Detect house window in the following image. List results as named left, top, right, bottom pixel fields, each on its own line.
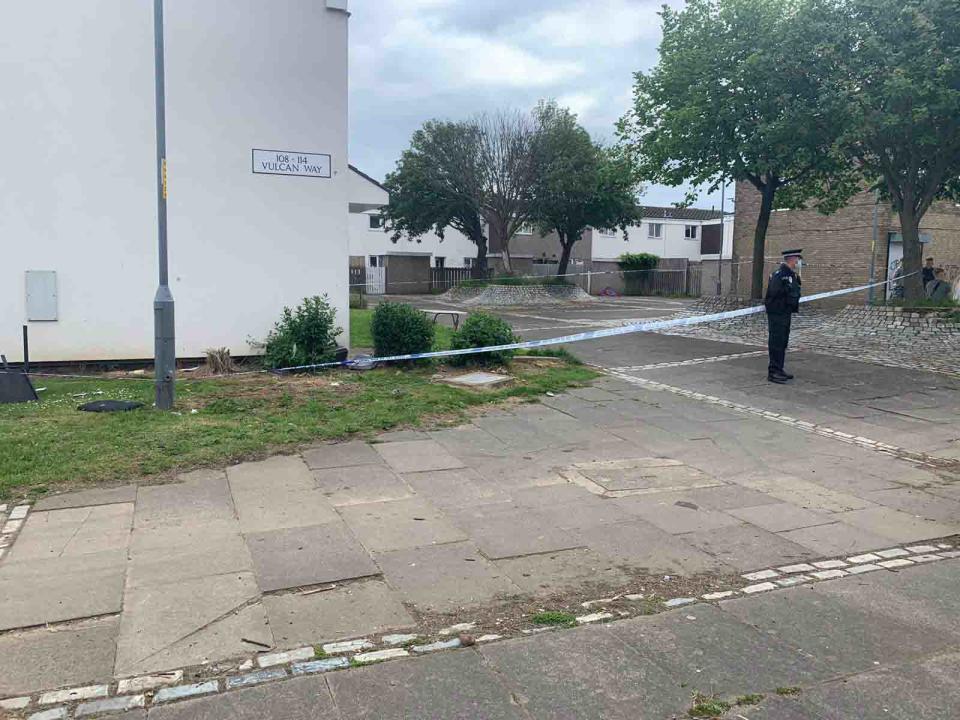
left=597, top=227, right=617, bottom=238
left=463, top=257, right=475, bottom=268
left=369, top=255, right=379, bottom=267
left=368, top=214, right=384, bottom=230
left=434, top=256, right=446, bottom=268
left=648, top=223, right=663, bottom=238
left=517, top=224, right=534, bottom=235
left=684, top=225, right=698, bottom=240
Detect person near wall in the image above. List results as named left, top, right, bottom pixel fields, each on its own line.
left=926, top=268, right=953, bottom=303
left=922, top=257, right=936, bottom=286
left=765, top=249, right=802, bottom=384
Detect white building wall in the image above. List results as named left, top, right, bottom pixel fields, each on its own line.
left=591, top=216, right=734, bottom=262
left=1, top=0, right=349, bottom=362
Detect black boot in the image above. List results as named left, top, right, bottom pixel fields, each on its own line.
left=768, top=373, right=789, bottom=384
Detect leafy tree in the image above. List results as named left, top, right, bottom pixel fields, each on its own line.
left=836, top=0, right=960, bottom=300
left=382, top=120, right=489, bottom=276
left=531, top=102, right=641, bottom=277
left=618, top=0, right=859, bottom=298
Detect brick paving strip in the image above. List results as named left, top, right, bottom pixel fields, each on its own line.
left=0, top=503, right=31, bottom=563
left=2, top=542, right=957, bottom=719
left=605, top=370, right=960, bottom=471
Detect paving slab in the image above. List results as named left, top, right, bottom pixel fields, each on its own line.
left=115, top=572, right=271, bottom=675
left=494, top=547, right=632, bottom=596
left=400, top=467, right=510, bottom=509
left=778, top=521, right=897, bottom=556
left=328, top=648, right=525, bottom=720
left=737, top=474, right=878, bottom=513
left=613, top=495, right=741, bottom=534
left=126, top=531, right=254, bottom=588
left=336, top=497, right=466, bottom=552
left=33, top=486, right=139, bottom=512
left=372, top=440, right=466, bottom=473
left=245, top=522, right=379, bottom=592
left=428, top=424, right=511, bottom=457
left=264, top=579, right=415, bottom=647
left=301, top=441, right=383, bottom=470
left=470, top=414, right=565, bottom=452
left=573, top=457, right=720, bottom=494
left=656, top=483, right=783, bottom=511
left=8, top=504, right=133, bottom=562
left=459, top=454, right=565, bottom=490
left=312, top=464, right=413, bottom=507
left=720, top=581, right=955, bottom=677
left=610, top=603, right=824, bottom=695
left=728, top=502, right=834, bottom=533
left=480, top=623, right=688, bottom=720
left=577, top=519, right=735, bottom=575
left=865, top=487, right=960, bottom=523
left=683, top=523, right=817, bottom=572
left=232, top=485, right=340, bottom=535
left=833, top=506, right=960, bottom=543
left=134, top=472, right=236, bottom=530
left=0, top=617, right=119, bottom=696
left=149, top=675, right=337, bottom=720
left=798, top=652, right=960, bottom=720
left=374, top=541, right=521, bottom=612
left=0, top=550, right=126, bottom=631
left=450, top=504, right=585, bottom=560
left=227, top=455, right=316, bottom=494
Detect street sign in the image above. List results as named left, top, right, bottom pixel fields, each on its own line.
left=252, top=149, right=331, bottom=178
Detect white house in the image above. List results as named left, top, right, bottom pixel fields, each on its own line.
left=590, top=208, right=734, bottom=263
left=1, top=0, right=350, bottom=363
left=348, top=166, right=478, bottom=270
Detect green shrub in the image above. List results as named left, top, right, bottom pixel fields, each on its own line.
left=449, top=312, right=517, bottom=366
left=371, top=302, right=435, bottom=359
left=262, top=295, right=342, bottom=370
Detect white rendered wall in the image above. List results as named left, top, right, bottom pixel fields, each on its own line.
left=592, top=218, right=733, bottom=262
left=1, top=0, right=349, bottom=362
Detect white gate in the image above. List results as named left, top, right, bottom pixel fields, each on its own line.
left=366, top=265, right=386, bottom=295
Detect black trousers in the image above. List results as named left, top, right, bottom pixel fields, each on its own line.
left=767, top=312, right=792, bottom=375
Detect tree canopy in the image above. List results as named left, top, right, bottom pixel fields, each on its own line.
left=618, top=0, right=859, bottom=298
left=381, top=120, right=489, bottom=274
left=834, top=0, right=960, bottom=299
left=532, top=102, right=641, bottom=276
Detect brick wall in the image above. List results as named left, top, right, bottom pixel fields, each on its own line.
left=734, top=183, right=960, bottom=304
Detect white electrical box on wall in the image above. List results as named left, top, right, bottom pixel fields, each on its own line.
left=25, top=270, right=58, bottom=321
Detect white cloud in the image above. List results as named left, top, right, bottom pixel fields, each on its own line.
left=528, top=0, right=665, bottom=48
left=557, top=92, right=599, bottom=118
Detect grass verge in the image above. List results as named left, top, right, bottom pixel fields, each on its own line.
left=0, top=361, right=595, bottom=501
left=530, top=611, right=578, bottom=627
left=350, top=308, right=456, bottom=351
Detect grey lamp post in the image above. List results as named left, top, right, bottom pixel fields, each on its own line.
left=153, top=0, right=175, bottom=409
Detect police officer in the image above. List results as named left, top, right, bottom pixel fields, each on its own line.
left=765, top=249, right=802, bottom=384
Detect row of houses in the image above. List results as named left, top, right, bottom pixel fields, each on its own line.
left=347, top=165, right=734, bottom=292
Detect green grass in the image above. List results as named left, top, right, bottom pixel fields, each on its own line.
left=736, top=694, right=764, bottom=706
left=775, top=687, right=802, bottom=696
left=688, top=693, right=731, bottom=718
left=350, top=308, right=456, bottom=350
left=530, top=611, right=578, bottom=627
left=0, top=362, right=595, bottom=501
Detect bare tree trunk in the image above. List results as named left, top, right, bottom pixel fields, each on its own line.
left=898, top=206, right=924, bottom=301
left=751, top=184, right=776, bottom=299
left=488, top=219, right=513, bottom=274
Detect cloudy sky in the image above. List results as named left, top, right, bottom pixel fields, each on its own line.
left=348, top=0, right=726, bottom=210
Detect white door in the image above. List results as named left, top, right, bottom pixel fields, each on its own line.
left=887, top=238, right=903, bottom=299
left=366, top=265, right=386, bottom=295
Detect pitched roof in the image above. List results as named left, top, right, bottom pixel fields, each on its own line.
left=349, top=164, right=388, bottom=192
left=640, top=206, right=727, bottom=221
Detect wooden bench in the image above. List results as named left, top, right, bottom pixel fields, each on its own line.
left=421, top=309, right=466, bottom=330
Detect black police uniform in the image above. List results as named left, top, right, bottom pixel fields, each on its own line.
left=764, top=262, right=801, bottom=380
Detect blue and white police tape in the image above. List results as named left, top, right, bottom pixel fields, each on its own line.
left=275, top=274, right=911, bottom=374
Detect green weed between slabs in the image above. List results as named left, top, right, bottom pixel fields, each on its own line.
left=736, top=693, right=765, bottom=706
left=775, top=687, right=802, bottom=696
left=531, top=611, right=578, bottom=627
left=688, top=692, right=731, bottom=718
left=0, top=362, right=595, bottom=501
